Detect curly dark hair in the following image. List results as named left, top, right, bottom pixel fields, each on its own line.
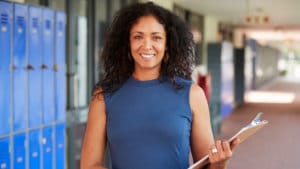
left=94, top=2, right=195, bottom=95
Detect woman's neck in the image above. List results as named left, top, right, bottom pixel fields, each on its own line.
left=132, top=70, right=160, bottom=81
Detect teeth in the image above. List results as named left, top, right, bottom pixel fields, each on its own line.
left=141, top=54, right=154, bottom=58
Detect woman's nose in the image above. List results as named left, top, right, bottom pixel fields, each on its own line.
left=143, top=38, right=152, bottom=49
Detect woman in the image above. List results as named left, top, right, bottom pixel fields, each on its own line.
left=81, top=2, right=239, bottom=169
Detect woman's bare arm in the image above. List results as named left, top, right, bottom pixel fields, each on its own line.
left=190, top=83, right=238, bottom=169
left=80, top=93, right=108, bottom=169
left=190, top=83, right=215, bottom=162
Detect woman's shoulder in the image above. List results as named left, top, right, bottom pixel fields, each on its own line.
left=174, top=76, right=193, bottom=86
left=173, top=76, right=205, bottom=99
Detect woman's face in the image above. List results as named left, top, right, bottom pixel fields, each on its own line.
left=129, top=15, right=167, bottom=73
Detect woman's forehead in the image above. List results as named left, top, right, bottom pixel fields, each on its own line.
left=130, top=15, right=166, bottom=34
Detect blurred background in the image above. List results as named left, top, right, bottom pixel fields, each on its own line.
left=0, top=0, right=299, bottom=168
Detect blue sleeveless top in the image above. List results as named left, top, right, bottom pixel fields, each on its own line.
left=104, top=76, right=193, bottom=169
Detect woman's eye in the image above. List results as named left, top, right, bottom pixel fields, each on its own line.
left=133, top=35, right=142, bottom=40
left=153, top=36, right=162, bottom=41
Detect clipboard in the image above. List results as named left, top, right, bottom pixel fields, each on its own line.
left=188, top=112, right=268, bottom=169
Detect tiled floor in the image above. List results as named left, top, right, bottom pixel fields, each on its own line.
left=219, top=77, right=300, bottom=169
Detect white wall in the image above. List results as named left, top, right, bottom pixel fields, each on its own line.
left=256, top=45, right=280, bottom=86
left=203, top=16, right=219, bottom=65
left=8, top=0, right=25, bottom=2
left=233, top=28, right=244, bottom=48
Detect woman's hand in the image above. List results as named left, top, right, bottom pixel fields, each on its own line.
left=208, top=138, right=240, bottom=169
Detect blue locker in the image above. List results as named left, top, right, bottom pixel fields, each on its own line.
left=55, top=123, right=65, bottom=169
left=0, top=1, right=12, bottom=69
left=13, top=4, right=28, bottom=131
left=55, top=11, right=66, bottom=121
left=13, top=133, right=26, bottom=169
left=0, top=70, right=11, bottom=135
left=42, top=8, right=55, bottom=124
left=55, top=11, right=66, bottom=67
left=28, top=6, right=42, bottom=128
left=29, top=129, right=41, bottom=169
left=0, top=1, right=12, bottom=135
left=42, top=126, right=53, bottom=169
left=0, top=138, right=10, bottom=169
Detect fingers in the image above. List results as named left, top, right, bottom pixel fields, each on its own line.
left=208, top=140, right=233, bottom=165
left=222, top=140, right=232, bottom=156
left=230, top=137, right=241, bottom=150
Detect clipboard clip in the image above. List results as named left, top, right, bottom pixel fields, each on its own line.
left=249, top=112, right=263, bottom=127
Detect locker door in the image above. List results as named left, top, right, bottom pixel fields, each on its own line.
left=13, top=4, right=28, bottom=131
left=13, top=133, right=26, bottom=169
left=0, top=1, right=12, bottom=69
left=54, top=11, right=66, bottom=121
left=29, top=129, right=41, bottom=169
left=42, top=9, right=55, bottom=124
left=42, top=126, right=53, bottom=169
left=28, top=6, right=42, bottom=128
left=0, top=69, right=10, bottom=135
left=0, top=1, right=12, bottom=135
left=0, top=137, right=10, bottom=169
left=55, top=123, right=65, bottom=169
left=0, top=71, right=11, bottom=135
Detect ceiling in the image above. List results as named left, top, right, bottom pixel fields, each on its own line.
left=173, top=0, right=300, bottom=26
left=173, top=0, right=300, bottom=53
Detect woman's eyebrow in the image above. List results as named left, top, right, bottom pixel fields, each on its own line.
left=131, top=31, right=164, bottom=34
left=152, top=32, right=164, bottom=35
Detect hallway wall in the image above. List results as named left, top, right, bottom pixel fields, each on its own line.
left=256, top=45, right=281, bottom=87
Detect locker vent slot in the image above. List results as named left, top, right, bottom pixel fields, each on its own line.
left=16, top=16, right=25, bottom=26
left=45, top=20, right=51, bottom=30
left=58, top=21, right=63, bottom=31
left=32, top=17, right=39, bottom=29
left=1, top=13, right=8, bottom=24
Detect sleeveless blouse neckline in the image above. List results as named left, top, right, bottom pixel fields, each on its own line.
left=128, top=76, right=166, bottom=87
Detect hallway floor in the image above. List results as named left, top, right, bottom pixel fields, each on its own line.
left=219, top=76, right=300, bottom=169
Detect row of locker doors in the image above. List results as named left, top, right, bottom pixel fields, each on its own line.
left=0, top=2, right=66, bottom=135
left=0, top=123, right=66, bottom=169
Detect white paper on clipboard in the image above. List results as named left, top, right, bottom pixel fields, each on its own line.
left=188, top=112, right=268, bottom=169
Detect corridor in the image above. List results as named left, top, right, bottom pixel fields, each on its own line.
left=219, top=77, right=300, bottom=169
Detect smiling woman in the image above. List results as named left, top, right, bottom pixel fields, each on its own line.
left=80, top=2, right=240, bottom=169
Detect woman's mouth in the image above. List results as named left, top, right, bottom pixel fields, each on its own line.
left=141, top=53, right=155, bottom=59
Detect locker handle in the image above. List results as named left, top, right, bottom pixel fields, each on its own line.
left=41, top=64, right=48, bottom=69
left=53, top=64, right=59, bottom=71
left=27, top=64, right=35, bottom=70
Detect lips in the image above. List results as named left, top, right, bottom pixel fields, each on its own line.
left=141, top=53, right=155, bottom=59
